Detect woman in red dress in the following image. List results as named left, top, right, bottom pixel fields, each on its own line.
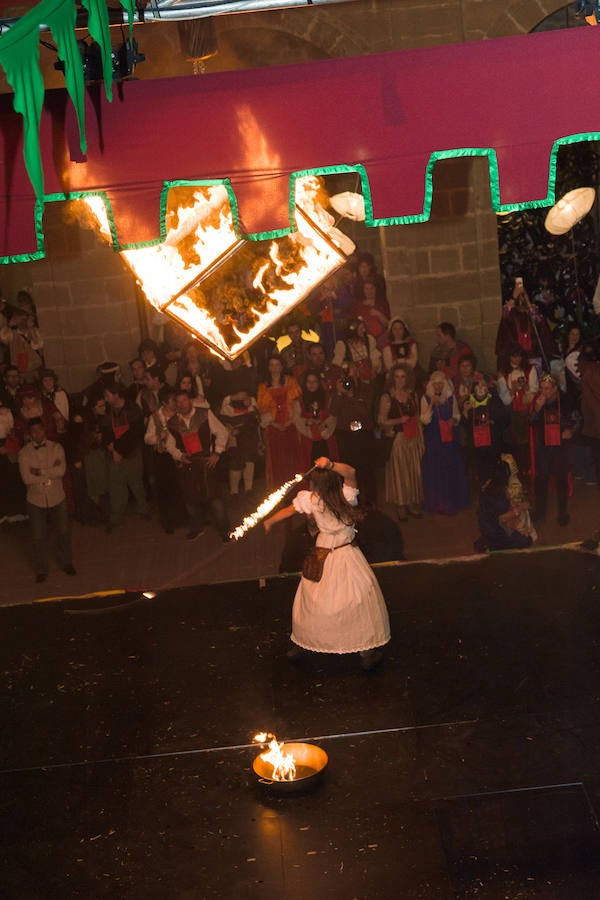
left=292, top=370, right=338, bottom=471
left=257, top=355, right=301, bottom=489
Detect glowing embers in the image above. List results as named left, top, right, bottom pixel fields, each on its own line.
left=82, top=178, right=353, bottom=360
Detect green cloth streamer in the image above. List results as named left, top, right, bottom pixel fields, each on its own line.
left=46, top=0, right=87, bottom=153
left=80, top=0, right=113, bottom=101
left=0, top=16, right=45, bottom=198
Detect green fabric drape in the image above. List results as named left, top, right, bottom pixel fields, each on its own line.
left=81, top=0, right=114, bottom=101
left=0, top=13, right=46, bottom=197
left=46, top=0, right=86, bottom=153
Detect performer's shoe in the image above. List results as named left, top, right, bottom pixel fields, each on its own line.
left=63, top=565, right=77, bottom=576
left=186, top=528, right=206, bottom=540
left=286, top=643, right=308, bottom=661
left=408, top=505, right=423, bottom=518
left=396, top=505, right=409, bottom=522
left=35, top=573, right=48, bottom=584
left=359, top=648, right=384, bottom=672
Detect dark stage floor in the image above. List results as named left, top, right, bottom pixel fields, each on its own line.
left=2, top=549, right=600, bottom=898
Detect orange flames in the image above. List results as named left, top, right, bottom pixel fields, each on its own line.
left=80, top=175, right=354, bottom=360
left=253, top=732, right=297, bottom=782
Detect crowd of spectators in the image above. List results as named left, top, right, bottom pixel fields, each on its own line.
left=1, top=259, right=599, bottom=580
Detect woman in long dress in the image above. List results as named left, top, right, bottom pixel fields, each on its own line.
left=263, top=457, right=390, bottom=670
left=378, top=363, right=424, bottom=521
left=257, top=355, right=301, bottom=490
left=420, top=371, right=470, bottom=515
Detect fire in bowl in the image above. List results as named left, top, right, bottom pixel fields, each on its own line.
left=252, top=737, right=328, bottom=793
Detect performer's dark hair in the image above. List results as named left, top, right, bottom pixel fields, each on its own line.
left=310, top=468, right=358, bottom=525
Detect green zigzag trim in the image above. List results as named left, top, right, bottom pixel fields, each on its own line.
left=2, top=132, right=599, bottom=265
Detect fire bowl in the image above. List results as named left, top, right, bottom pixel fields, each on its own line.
left=252, top=742, right=328, bottom=793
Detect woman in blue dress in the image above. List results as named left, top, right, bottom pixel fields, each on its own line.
left=419, top=371, right=470, bottom=515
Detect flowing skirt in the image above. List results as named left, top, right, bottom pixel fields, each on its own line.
left=384, top=432, right=424, bottom=507
left=291, top=544, right=391, bottom=653
left=264, top=424, right=301, bottom=490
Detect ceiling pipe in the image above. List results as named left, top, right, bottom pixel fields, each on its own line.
left=0, top=0, right=352, bottom=32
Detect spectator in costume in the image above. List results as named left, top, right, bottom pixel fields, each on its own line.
left=497, top=344, right=538, bottom=479
left=1, top=365, right=21, bottom=414
left=473, top=458, right=533, bottom=553
left=351, top=252, right=390, bottom=318
left=0, top=308, right=44, bottom=382
left=428, top=322, right=473, bottom=380
left=292, top=370, right=338, bottom=472
left=420, top=371, right=469, bottom=515
left=378, top=362, right=424, bottom=521
left=332, top=318, right=382, bottom=385
left=280, top=322, right=313, bottom=378
left=257, top=355, right=301, bottom=490
left=383, top=318, right=418, bottom=373
left=124, top=358, right=147, bottom=405
left=351, top=280, right=389, bottom=350
left=144, top=386, right=186, bottom=534
left=529, top=373, right=577, bottom=527
left=168, top=390, right=230, bottom=541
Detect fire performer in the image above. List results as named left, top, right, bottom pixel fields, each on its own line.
left=263, top=456, right=390, bottom=671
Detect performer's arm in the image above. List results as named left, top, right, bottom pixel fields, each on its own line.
left=263, top=504, right=296, bottom=533
left=314, top=456, right=357, bottom=488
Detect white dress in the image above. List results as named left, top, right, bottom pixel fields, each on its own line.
left=290, top=485, right=391, bottom=653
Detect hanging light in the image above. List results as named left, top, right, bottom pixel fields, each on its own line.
left=544, top=187, right=596, bottom=235
left=329, top=192, right=366, bottom=222
left=178, top=18, right=218, bottom=75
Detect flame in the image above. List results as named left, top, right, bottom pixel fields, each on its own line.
left=81, top=176, right=355, bottom=360
left=229, top=472, right=304, bottom=540
left=253, top=732, right=296, bottom=782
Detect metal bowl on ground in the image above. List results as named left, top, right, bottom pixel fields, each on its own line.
left=252, top=742, right=328, bottom=793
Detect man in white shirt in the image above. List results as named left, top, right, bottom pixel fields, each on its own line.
left=18, top=418, right=76, bottom=583
left=168, top=390, right=230, bottom=540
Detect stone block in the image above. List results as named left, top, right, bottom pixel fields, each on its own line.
left=420, top=217, right=478, bottom=246
left=413, top=249, right=431, bottom=276
left=430, top=246, right=462, bottom=274
left=42, top=337, right=66, bottom=366
left=84, top=336, right=110, bottom=365
left=460, top=242, right=481, bottom=272
left=450, top=189, right=474, bottom=217
left=457, top=301, right=484, bottom=329
left=430, top=190, right=453, bottom=218
left=432, top=158, right=473, bottom=191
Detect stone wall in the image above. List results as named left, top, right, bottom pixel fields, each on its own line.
left=381, top=156, right=502, bottom=371
left=1, top=202, right=141, bottom=392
